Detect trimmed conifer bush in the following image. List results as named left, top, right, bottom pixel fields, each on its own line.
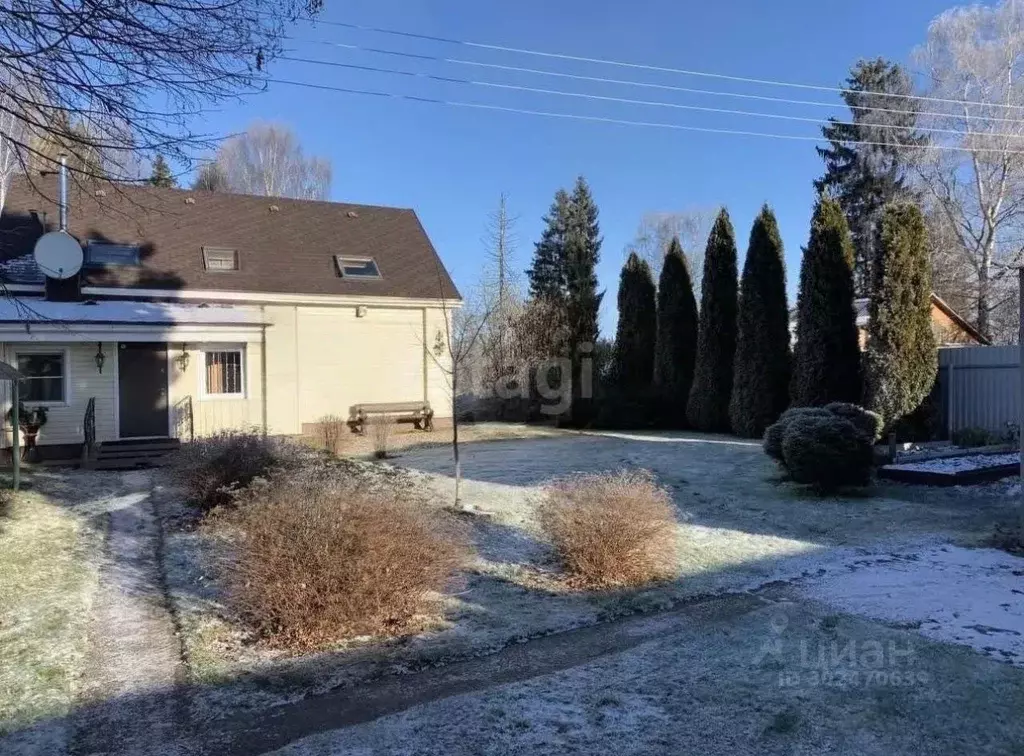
left=686, top=209, right=738, bottom=432
left=824, top=402, right=883, bottom=443
left=863, top=202, right=937, bottom=429
left=791, top=197, right=861, bottom=406
left=763, top=406, right=833, bottom=462
left=653, top=237, right=698, bottom=427
left=730, top=205, right=791, bottom=437
left=781, top=414, right=874, bottom=490
left=613, top=252, right=658, bottom=392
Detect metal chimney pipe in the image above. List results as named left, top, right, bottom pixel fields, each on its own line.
left=58, top=153, right=68, bottom=232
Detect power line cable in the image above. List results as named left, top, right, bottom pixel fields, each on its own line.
left=278, top=54, right=1024, bottom=140
left=284, top=17, right=1024, bottom=112
left=287, top=38, right=1024, bottom=126
left=265, top=77, right=1024, bottom=154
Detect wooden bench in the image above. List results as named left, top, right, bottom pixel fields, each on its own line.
left=348, top=401, right=434, bottom=434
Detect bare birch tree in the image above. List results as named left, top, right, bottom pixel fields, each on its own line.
left=911, top=0, right=1024, bottom=341
left=212, top=122, right=332, bottom=200
left=626, top=209, right=714, bottom=287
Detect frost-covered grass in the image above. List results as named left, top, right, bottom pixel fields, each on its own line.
left=158, top=430, right=1024, bottom=711
left=0, top=484, right=100, bottom=736
left=267, top=600, right=1024, bottom=756
left=885, top=453, right=1019, bottom=475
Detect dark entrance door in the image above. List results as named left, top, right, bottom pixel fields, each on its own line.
left=118, top=342, right=169, bottom=438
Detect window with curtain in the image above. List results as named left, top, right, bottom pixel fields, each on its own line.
left=16, top=352, right=66, bottom=403
left=203, top=350, right=244, bottom=396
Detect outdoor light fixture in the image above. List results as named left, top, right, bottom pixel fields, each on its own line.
left=176, top=346, right=191, bottom=372
left=94, top=342, right=105, bottom=373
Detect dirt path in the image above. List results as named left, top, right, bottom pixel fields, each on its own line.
left=71, top=471, right=186, bottom=756
left=173, top=592, right=768, bottom=755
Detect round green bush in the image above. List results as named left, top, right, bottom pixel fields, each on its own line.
left=824, top=402, right=884, bottom=443
left=763, top=407, right=832, bottom=461
left=781, top=414, right=873, bottom=489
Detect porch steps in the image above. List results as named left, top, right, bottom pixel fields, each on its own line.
left=88, top=438, right=181, bottom=470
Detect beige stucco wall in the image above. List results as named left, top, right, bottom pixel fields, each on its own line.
left=0, top=299, right=454, bottom=447
left=167, top=340, right=265, bottom=438
left=261, top=302, right=454, bottom=434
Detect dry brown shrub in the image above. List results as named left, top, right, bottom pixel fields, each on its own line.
left=169, top=430, right=304, bottom=512
left=539, top=470, right=678, bottom=589
left=315, top=414, right=348, bottom=456
left=220, top=469, right=468, bottom=649
left=371, top=414, right=397, bottom=459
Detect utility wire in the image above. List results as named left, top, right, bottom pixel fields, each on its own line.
left=286, top=38, right=1024, bottom=124
left=286, top=17, right=1024, bottom=112
left=288, top=38, right=1024, bottom=126
left=266, top=77, right=1024, bottom=154
left=278, top=54, right=1024, bottom=140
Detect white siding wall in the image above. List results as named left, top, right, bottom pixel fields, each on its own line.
left=168, top=340, right=265, bottom=438
left=0, top=341, right=117, bottom=446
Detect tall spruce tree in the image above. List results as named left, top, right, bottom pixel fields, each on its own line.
left=791, top=196, right=862, bottom=406
left=149, top=154, right=176, bottom=188
left=815, top=58, right=923, bottom=297
left=527, top=189, right=571, bottom=302
left=613, top=252, right=657, bottom=392
left=654, top=237, right=698, bottom=427
left=686, top=209, right=738, bottom=432
left=564, top=176, right=603, bottom=426
left=864, top=202, right=936, bottom=427
left=729, top=206, right=791, bottom=438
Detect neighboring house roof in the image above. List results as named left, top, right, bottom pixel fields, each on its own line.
left=789, top=294, right=989, bottom=346
left=0, top=177, right=460, bottom=301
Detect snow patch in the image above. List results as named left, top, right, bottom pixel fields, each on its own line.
left=884, top=453, right=1019, bottom=475
left=801, top=545, right=1024, bottom=666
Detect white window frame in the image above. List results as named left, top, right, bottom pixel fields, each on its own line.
left=199, top=344, right=246, bottom=400
left=14, top=346, right=70, bottom=407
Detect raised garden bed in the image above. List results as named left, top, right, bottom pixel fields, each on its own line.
left=879, top=452, right=1020, bottom=486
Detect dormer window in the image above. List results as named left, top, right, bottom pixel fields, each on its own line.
left=335, top=256, right=382, bottom=280
left=203, top=247, right=239, bottom=272
left=84, top=242, right=141, bottom=267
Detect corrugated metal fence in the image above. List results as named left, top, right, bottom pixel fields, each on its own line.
left=938, top=345, right=1020, bottom=435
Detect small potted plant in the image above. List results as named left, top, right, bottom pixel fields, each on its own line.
left=5, top=404, right=49, bottom=461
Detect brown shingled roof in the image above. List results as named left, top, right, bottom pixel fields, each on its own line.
left=0, top=177, right=460, bottom=301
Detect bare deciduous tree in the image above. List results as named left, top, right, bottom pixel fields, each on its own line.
left=0, top=0, right=320, bottom=189
left=911, top=0, right=1024, bottom=342
left=211, top=122, right=332, bottom=200
left=626, top=209, right=714, bottom=287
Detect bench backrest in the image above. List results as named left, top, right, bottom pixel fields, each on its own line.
left=349, top=401, right=432, bottom=418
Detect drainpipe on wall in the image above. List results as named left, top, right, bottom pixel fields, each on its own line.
left=260, top=309, right=269, bottom=438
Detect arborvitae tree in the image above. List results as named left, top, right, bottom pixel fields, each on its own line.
left=613, top=252, right=657, bottom=392
left=729, top=206, right=791, bottom=438
left=564, top=176, right=604, bottom=426
left=864, top=202, right=937, bottom=427
left=686, top=209, right=738, bottom=432
left=653, top=237, right=698, bottom=426
left=815, top=59, right=924, bottom=297
left=791, top=196, right=862, bottom=406
left=148, top=154, right=176, bottom=188
left=527, top=189, right=571, bottom=302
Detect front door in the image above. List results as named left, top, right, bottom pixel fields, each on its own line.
left=118, top=342, right=169, bottom=438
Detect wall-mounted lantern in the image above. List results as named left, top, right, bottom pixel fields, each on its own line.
left=94, top=342, right=105, bottom=373
left=175, top=344, right=191, bottom=372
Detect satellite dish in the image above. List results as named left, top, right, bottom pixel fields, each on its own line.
left=33, top=231, right=83, bottom=280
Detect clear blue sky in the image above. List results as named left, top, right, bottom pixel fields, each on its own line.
left=197, top=0, right=956, bottom=335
